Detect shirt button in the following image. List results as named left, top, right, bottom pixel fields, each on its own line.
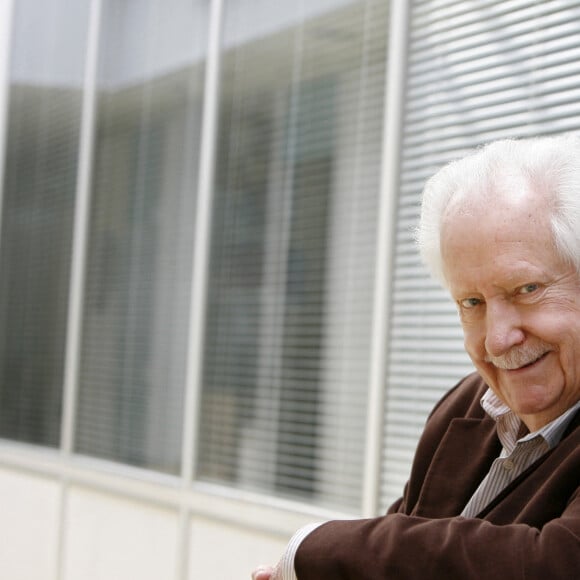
left=503, top=460, right=514, bottom=471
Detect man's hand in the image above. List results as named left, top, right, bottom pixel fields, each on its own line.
left=251, top=564, right=278, bottom=580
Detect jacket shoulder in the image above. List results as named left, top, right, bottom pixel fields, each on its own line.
left=388, top=372, right=495, bottom=515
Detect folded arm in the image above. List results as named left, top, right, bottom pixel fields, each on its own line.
left=294, top=489, right=580, bottom=579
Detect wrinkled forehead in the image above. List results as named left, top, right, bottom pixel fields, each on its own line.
left=439, top=191, right=557, bottom=283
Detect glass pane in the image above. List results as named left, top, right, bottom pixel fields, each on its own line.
left=74, top=0, right=207, bottom=473
left=0, top=0, right=90, bottom=445
left=198, top=0, right=388, bottom=511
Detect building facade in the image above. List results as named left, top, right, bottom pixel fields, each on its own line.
left=0, top=0, right=579, bottom=578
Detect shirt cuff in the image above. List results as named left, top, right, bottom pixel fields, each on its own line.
left=279, top=522, right=324, bottom=580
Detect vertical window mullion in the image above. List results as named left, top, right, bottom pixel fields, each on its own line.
left=60, top=0, right=103, bottom=456
left=362, top=0, right=409, bottom=518
left=185, top=0, right=225, bottom=484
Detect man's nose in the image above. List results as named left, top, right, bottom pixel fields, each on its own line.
left=484, top=301, right=525, bottom=357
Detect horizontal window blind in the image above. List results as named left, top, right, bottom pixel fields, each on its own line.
left=74, top=0, right=207, bottom=474
left=381, top=0, right=580, bottom=509
left=0, top=0, right=90, bottom=446
left=198, top=0, right=389, bottom=512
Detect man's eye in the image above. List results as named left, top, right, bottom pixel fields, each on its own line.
left=460, top=297, right=481, bottom=309
left=519, top=283, right=539, bottom=295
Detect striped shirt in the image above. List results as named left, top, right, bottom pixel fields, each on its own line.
left=461, top=390, right=580, bottom=518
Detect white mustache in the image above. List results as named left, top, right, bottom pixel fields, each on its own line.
left=485, top=341, right=554, bottom=370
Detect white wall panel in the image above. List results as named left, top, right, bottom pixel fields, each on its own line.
left=62, top=487, right=179, bottom=580
left=188, top=516, right=288, bottom=580
left=0, top=467, right=60, bottom=580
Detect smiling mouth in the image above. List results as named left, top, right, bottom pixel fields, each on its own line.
left=506, top=351, right=551, bottom=371
left=485, top=343, right=555, bottom=371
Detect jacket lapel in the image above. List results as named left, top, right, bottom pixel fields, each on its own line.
left=477, top=408, right=580, bottom=518
left=412, top=416, right=501, bottom=518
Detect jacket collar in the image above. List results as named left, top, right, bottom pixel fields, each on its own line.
left=411, top=407, right=580, bottom=519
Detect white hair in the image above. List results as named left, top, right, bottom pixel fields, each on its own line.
left=416, top=133, right=580, bottom=285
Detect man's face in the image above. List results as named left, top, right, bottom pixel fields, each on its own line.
left=441, top=192, right=580, bottom=431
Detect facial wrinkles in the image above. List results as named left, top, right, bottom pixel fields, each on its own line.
left=484, top=339, right=555, bottom=370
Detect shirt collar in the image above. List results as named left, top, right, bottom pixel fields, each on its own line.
left=481, top=388, right=580, bottom=452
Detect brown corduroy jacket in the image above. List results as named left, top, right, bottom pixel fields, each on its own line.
left=295, top=372, right=580, bottom=579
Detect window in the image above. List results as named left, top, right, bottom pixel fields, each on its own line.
left=0, top=0, right=90, bottom=445
left=74, top=0, right=207, bottom=473
left=198, top=0, right=389, bottom=511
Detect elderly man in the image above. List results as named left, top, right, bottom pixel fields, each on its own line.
left=253, top=134, right=580, bottom=579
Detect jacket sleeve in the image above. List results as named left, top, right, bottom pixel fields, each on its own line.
left=294, top=372, right=580, bottom=579
left=294, top=487, right=580, bottom=579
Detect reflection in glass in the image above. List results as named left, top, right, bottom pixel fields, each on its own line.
left=199, top=0, right=388, bottom=510
left=0, top=0, right=90, bottom=445
left=74, top=0, right=207, bottom=473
